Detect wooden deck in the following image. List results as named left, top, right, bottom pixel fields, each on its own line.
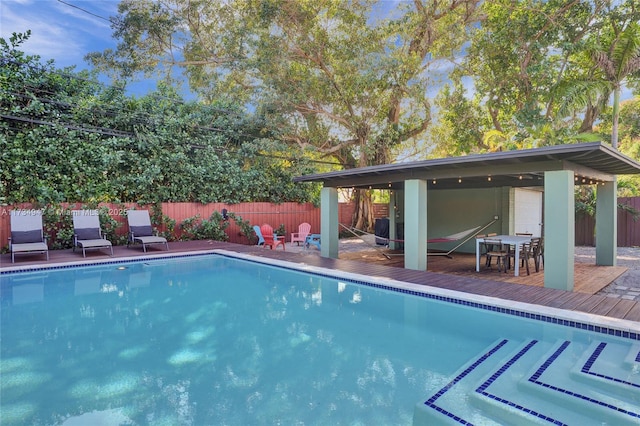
left=1, top=240, right=638, bottom=323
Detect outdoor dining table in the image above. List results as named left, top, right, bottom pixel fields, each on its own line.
left=475, top=234, right=535, bottom=277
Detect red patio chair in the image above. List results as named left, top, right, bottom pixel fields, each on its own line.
left=260, top=224, right=285, bottom=250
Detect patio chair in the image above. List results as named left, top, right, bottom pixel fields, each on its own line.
left=483, top=233, right=498, bottom=267
left=72, top=210, right=113, bottom=258
left=305, top=234, right=321, bottom=250
left=484, top=237, right=509, bottom=273
left=260, top=224, right=285, bottom=250
left=253, top=225, right=265, bottom=246
left=508, top=238, right=538, bottom=276
left=533, top=237, right=544, bottom=272
left=126, top=209, right=169, bottom=252
left=291, top=222, right=311, bottom=246
left=9, top=210, right=49, bottom=263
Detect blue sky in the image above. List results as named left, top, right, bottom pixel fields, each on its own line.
left=0, top=0, right=159, bottom=95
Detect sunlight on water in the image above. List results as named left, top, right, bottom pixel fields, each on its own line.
left=0, top=402, right=37, bottom=424
left=99, top=373, right=141, bottom=398
left=168, top=348, right=206, bottom=365
left=118, top=345, right=148, bottom=360
left=185, top=327, right=215, bottom=344
left=1, top=370, right=51, bottom=392
left=0, top=357, right=32, bottom=373
left=68, top=372, right=140, bottom=401
left=60, top=408, right=134, bottom=426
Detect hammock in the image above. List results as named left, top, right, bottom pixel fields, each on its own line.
left=342, top=217, right=498, bottom=259
left=427, top=227, right=483, bottom=244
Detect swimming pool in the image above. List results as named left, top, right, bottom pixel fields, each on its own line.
left=1, top=251, right=639, bottom=425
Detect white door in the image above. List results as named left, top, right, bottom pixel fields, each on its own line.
left=514, top=188, right=543, bottom=236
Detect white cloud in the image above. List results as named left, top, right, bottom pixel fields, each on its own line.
left=0, top=0, right=116, bottom=68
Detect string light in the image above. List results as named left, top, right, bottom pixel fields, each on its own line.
left=487, top=175, right=492, bottom=182
left=458, top=178, right=462, bottom=183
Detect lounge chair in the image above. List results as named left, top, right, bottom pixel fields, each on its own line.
left=291, top=222, right=311, bottom=246
left=9, top=210, right=49, bottom=263
left=260, top=224, right=285, bottom=250
left=126, top=210, right=169, bottom=252
left=253, top=225, right=265, bottom=246
left=72, top=210, right=113, bottom=257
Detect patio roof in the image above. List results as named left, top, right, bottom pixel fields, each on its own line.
left=293, top=142, right=640, bottom=190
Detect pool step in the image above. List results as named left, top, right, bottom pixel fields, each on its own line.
left=414, top=338, right=640, bottom=425
left=569, top=340, right=640, bottom=401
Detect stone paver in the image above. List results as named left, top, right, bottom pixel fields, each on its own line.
left=576, top=246, right=640, bottom=301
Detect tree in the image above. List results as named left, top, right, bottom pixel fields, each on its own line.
left=431, top=0, right=640, bottom=156
left=591, top=21, right=640, bottom=149
left=597, top=97, right=640, bottom=196
left=87, top=0, right=483, bottom=231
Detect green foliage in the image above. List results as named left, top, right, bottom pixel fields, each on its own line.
left=179, top=211, right=230, bottom=241
left=430, top=0, right=640, bottom=156
left=1, top=33, right=317, bottom=205
left=147, top=203, right=176, bottom=241
left=41, top=204, right=74, bottom=250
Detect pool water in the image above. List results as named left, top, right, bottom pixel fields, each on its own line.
left=1, top=254, right=638, bottom=425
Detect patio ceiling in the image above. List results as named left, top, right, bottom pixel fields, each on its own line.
left=293, top=142, right=640, bottom=191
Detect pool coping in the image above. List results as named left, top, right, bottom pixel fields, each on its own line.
left=3, top=249, right=639, bottom=340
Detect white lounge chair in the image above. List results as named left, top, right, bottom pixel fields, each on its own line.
left=126, top=210, right=169, bottom=252
left=9, top=210, right=49, bottom=263
left=72, top=210, right=113, bottom=257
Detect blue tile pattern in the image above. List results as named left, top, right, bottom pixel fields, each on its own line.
left=422, top=339, right=509, bottom=425
left=528, top=341, right=640, bottom=421
left=581, top=342, right=640, bottom=388
left=474, top=340, right=567, bottom=425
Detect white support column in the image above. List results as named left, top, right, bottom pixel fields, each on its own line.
left=544, top=170, right=574, bottom=290
left=404, top=179, right=427, bottom=271
left=595, top=179, right=617, bottom=266
left=320, top=187, right=339, bottom=259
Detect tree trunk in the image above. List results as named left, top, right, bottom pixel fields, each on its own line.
left=612, top=86, right=620, bottom=149
left=352, top=189, right=376, bottom=232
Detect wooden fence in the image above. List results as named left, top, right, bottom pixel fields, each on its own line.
left=0, top=202, right=389, bottom=249
left=575, top=197, right=640, bottom=246
left=1, top=198, right=635, bottom=250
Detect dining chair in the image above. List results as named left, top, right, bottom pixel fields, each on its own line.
left=514, top=238, right=538, bottom=275
left=484, top=238, right=509, bottom=272
left=483, top=233, right=499, bottom=267
left=532, top=237, right=544, bottom=272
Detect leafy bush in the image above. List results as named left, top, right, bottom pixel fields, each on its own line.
left=179, top=211, right=229, bottom=241
left=41, top=204, right=74, bottom=250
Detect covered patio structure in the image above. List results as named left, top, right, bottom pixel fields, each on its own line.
left=294, top=142, right=640, bottom=291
